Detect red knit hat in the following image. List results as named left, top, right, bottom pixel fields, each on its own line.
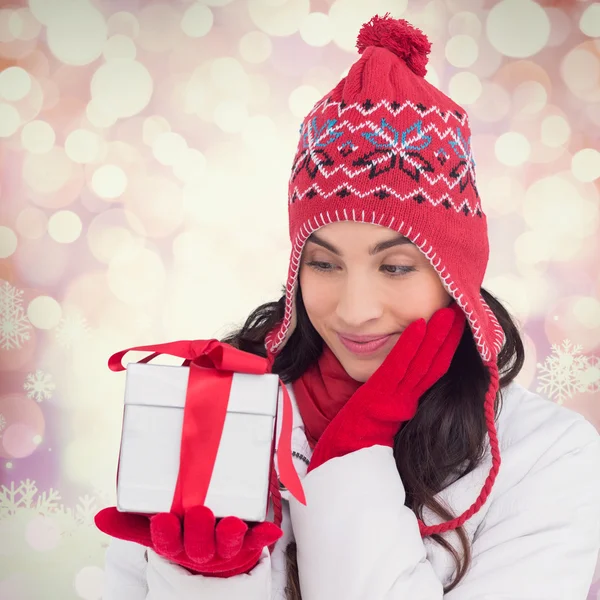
left=266, top=15, right=504, bottom=537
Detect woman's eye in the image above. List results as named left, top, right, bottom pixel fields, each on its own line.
left=381, top=265, right=416, bottom=276
left=306, top=260, right=335, bottom=272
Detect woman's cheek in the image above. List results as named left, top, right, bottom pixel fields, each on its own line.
left=387, top=271, right=450, bottom=322
left=299, top=268, right=333, bottom=316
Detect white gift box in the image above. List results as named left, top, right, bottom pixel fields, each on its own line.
left=116, top=362, right=280, bottom=522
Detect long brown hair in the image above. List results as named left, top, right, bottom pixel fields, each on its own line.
left=222, top=286, right=524, bottom=597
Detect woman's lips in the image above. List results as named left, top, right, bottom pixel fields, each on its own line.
left=337, top=333, right=392, bottom=355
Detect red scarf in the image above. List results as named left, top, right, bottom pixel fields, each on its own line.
left=292, top=345, right=363, bottom=449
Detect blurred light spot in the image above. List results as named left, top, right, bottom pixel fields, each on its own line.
left=143, top=115, right=171, bottom=146
left=23, top=147, right=73, bottom=193
left=46, top=4, right=107, bottom=66
left=65, top=128, right=102, bottom=164
left=28, top=0, right=72, bottom=26
left=87, top=209, right=142, bottom=264
left=239, top=30, right=272, bottom=63
left=423, top=65, right=439, bottom=89
left=6, top=462, right=12, bottom=469
left=573, top=297, right=600, bottom=329
left=242, top=115, right=278, bottom=151
left=448, top=71, right=482, bottom=105
left=91, top=164, right=128, bottom=199
left=21, top=120, right=55, bottom=154
left=103, top=34, right=136, bottom=60
left=448, top=11, right=482, bottom=37
left=90, top=59, right=153, bottom=120
left=14, top=230, right=70, bottom=285
left=27, top=295, right=62, bottom=329
left=541, top=115, right=570, bottom=148
left=546, top=295, right=600, bottom=352
left=486, top=0, right=550, bottom=58
left=86, top=100, right=117, bottom=128
left=24, top=511, right=63, bottom=552
left=561, top=47, right=600, bottom=101
left=0, top=66, right=31, bottom=100
left=74, top=566, right=104, bottom=600
left=289, top=84, right=320, bottom=118
left=184, top=70, right=206, bottom=114
left=108, top=246, right=166, bottom=306
left=214, top=100, right=248, bottom=133
left=299, top=12, right=331, bottom=47
left=9, top=7, right=42, bottom=41
left=248, top=0, right=310, bottom=37
left=486, top=274, right=531, bottom=320
left=16, top=206, right=47, bottom=239
left=210, top=57, right=249, bottom=98
left=0, top=102, right=20, bottom=137
left=33, top=435, right=42, bottom=445
left=127, top=175, right=184, bottom=238
left=580, top=3, right=600, bottom=37
left=480, top=175, right=524, bottom=216
left=302, top=65, right=335, bottom=93
left=524, top=175, right=598, bottom=243
left=181, top=3, right=213, bottom=38
left=0, top=226, right=17, bottom=258
left=0, top=9, right=14, bottom=43
left=545, top=8, right=570, bottom=48
left=585, top=102, right=600, bottom=128
left=512, top=81, right=547, bottom=115
left=515, top=230, right=552, bottom=266
left=445, top=35, right=478, bottom=68
left=173, top=148, right=207, bottom=183
left=572, top=148, right=600, bottom=182
left=107, top=11, right=140, bottom=38
left=248, top=73, right=271, bottom=105
left=48, top=210, right=82, bottom=244
left=328, top=0, right=408, bottom=52
left=495, top=132, right=531, bottom=166
left=137, top=3, right=179, bottom=53
left=152, top=131, right=188, bottom=166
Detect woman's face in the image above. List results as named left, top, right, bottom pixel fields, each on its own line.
left=299, top=221, right=451, bottom=382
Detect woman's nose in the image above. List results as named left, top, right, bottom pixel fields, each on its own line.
left=335, top=274, right=383, bottom=327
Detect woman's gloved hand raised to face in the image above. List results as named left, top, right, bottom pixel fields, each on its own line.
left=95, top=505, right=283, bottom=577
left=308, top=302, right=466, bottom=472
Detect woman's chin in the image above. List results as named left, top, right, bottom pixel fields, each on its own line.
left=335, top=353, right=385, bottom=383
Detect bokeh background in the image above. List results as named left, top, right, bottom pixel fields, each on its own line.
left=0, top=0, right=599, bottom=597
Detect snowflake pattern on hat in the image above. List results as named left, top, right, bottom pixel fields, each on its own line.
left=290, top=98, right=482, bottom=218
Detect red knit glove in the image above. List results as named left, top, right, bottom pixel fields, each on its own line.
left=95, top=506, right=283, bottom=577
left=308, top=303, right=466, bottom=472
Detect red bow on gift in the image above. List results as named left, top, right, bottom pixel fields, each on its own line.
left=109, top=339, right=306, bottom=516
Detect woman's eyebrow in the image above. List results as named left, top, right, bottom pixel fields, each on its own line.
left=307, top=233, right=413, bottom=256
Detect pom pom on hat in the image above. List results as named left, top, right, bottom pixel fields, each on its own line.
left=356, top=13, right=431, bottom=77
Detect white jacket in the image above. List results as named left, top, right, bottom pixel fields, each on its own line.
left=102, top=381, right=600, bottom=599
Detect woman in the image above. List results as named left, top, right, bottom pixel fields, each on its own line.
left=96, top=16, right=600, bottom=599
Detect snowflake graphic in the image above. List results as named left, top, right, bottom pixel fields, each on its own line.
left=23, top=369, right=56, bottom=402
left=536, top=340, right=590, bottom=404
left=0, top=479, right=99, bottom=525
left=55, top=310, right=91, bottom=349
left=0, top=413, right=6, bottom=433
left=0, top=479, right=39, bottom=518
left=582, top=355, right=600, bottom=395
left=0, top=280, right=32, bottom=350
left=0, top=479, right=106, bottom=598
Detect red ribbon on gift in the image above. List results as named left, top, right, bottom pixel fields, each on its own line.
left=108, top=339, right=306, bottom=516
